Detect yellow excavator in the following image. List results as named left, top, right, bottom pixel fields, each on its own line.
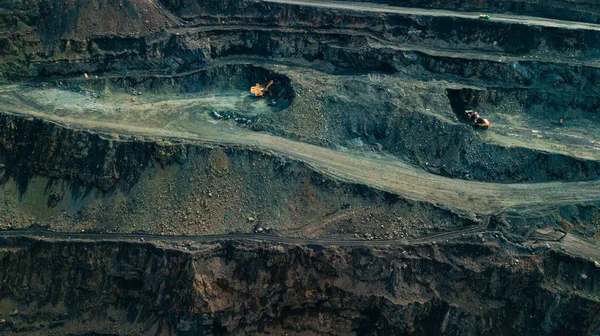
left=250, top=80, right=274, bottom=97
left=466, top=110, right=490, bottom=129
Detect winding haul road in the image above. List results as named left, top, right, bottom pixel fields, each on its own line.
left=0, top=218, right=489, bottom=247
left=263, top=0, right=600, bottom=31
left=0, top=88, right=600, bottom=216
left=1, top=104, right=600, bottom=216
left=2, top=221, right=599, bottom=262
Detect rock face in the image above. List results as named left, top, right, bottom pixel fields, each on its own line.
left=3, top=0, right=600, bottom=78
left=0, top=237, right=598, bottom=335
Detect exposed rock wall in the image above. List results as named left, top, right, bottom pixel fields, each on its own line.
left=0, top=238, right=598, bottom=335
left=3, top=0, right=600, bottom=78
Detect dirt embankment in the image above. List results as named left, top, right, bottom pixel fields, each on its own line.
left=0, top=112, right=473, bottom=237
left=0, top=237, right=598, bottom=335
left=0, top=0, right=176, bottom=40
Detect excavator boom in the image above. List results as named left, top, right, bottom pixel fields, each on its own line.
left=265, top=80, right=274, bottom=91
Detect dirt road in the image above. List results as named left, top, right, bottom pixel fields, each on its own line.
left=263, top=0, right=600, bottom=31
left=1, top=103, right=599, bottom=216
left=0, top=219, right=488, bottom=247
left=3, top=219, right=599, bottom=262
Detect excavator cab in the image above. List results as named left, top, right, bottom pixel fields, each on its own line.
left=250, top=80, right=274, bottom=97
left=465, top=110, right=479, bottom=120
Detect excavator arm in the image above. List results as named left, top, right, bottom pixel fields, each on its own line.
left=265, top=80, right=274, bottom=91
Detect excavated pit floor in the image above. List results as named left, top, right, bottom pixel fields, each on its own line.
left=6, top=85, right=274, bottom=128
left=0, top=64, right=293, bottom=130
